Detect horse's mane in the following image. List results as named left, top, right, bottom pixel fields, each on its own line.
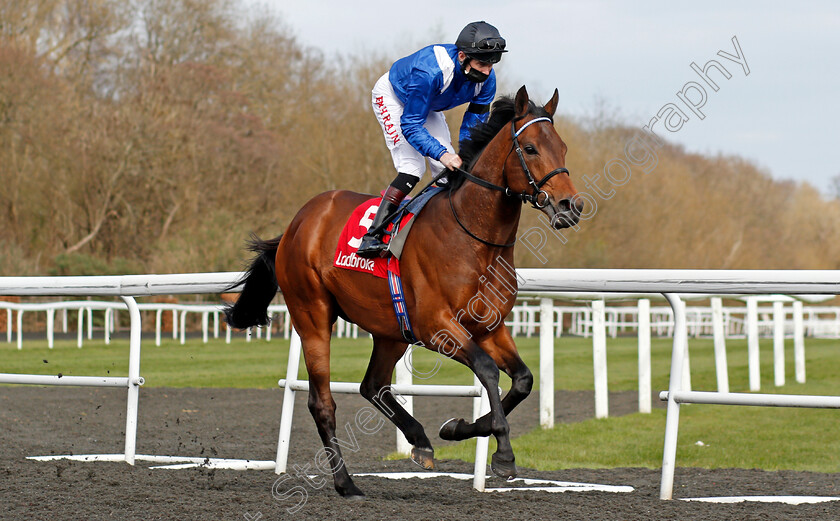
left=449, top=95, right=551, bottom=192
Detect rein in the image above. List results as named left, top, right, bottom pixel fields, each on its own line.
left=448, top=115, right=570, bottom=248
left=448, top=184, right=516, bottom=248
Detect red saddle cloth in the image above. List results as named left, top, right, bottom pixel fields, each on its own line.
left=333, top=197, right=414, bottom=278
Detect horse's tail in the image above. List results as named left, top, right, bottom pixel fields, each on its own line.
left=224, top=234, right=282, bottom=329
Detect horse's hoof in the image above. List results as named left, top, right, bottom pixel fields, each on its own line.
left=338, top=483, right=366, bottom=499
left=490, top=452, right=517, bottom=481
left=410, top=447, right=435, bottom=470
left=439, top=418, right=466, bottom=441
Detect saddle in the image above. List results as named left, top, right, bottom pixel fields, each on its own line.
left=333, top=186, right=445, bottom=278
left=334, top=185, right=445, bottom=343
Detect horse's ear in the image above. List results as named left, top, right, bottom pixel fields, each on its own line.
left=514, top=86, right=530, bottom=117
left=544, top=88, right=559, bottom=117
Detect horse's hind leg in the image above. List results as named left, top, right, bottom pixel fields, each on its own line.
left=293, top=304, right=365, bottom=498
left=359, top=338, right=435, bottom=470
left=440, top=328, right=533, bottom=441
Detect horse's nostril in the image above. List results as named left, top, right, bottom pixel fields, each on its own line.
left=574, top=198, right=584, bottom=215
left=558, top=198, right=572, bottom=212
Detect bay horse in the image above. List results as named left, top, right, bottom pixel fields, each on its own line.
left=226, top=86, right=582, bottom=497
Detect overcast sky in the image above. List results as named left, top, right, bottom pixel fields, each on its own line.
left=264, top=0, right=840, bottom=194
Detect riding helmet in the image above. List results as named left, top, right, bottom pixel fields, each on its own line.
left=455, top=21, right=507, bottom=63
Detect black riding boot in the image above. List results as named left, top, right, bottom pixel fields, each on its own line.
left=356, top=186, right=408, bottom=259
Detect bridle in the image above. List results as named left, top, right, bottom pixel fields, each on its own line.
left=449, top=115, right=570, bottom=247
left=455, top=115, right=569, bottom=209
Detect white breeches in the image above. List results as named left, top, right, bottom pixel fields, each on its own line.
left=371, top=73, right=454, bottom=180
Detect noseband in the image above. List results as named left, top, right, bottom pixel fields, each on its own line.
left=449, top=115, right=570, bottom=248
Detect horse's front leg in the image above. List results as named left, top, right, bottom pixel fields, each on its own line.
left=439, top=327, right=533, bottom=444
left=441, top=337, right=518, bottom=479
left=359, top=337, right=435, bottom=469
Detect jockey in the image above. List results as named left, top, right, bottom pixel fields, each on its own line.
left=356, top=21, right=507, bottom=258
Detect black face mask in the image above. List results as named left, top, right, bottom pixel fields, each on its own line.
left=461, top=59, right=489, bottom=83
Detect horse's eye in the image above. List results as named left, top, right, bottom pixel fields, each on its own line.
left=524, top=144, right=538, bottom=155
